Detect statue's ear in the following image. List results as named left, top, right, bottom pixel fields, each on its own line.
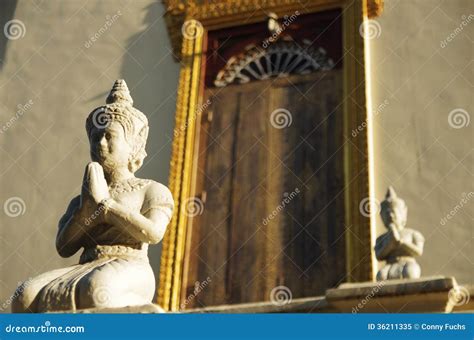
left=128, top=125, right=148, bottom=173
left=138, top=125, right=149, bottom=141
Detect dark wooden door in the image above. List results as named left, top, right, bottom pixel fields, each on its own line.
left=183, top=70, right=345, bottom=308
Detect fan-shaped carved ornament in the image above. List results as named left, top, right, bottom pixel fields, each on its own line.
left=214, top=40, right=335, bottom=87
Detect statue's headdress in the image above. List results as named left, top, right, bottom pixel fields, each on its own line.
left=380, top=186, right=407, bottom=215
left=86, top=79, right=149, bottom=172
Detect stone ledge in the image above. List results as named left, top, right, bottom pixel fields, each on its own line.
left=49, top=277, right=472, bottom=314
left=185, top=295, right=334, bottom=313
left=326, top=276, right=458, bottom=313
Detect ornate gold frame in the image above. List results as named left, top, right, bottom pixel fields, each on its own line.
left=158, top=0, right=383, bottom=311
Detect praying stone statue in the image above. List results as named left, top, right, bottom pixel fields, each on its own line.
left=12, top=80, right=174, bottom=312
left=375, top=187, right=424, bottom=281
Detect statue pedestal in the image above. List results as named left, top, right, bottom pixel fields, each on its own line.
left=61, top=304, right=165, bottom=314
left=53, top=277, right=471, bottom=314
left=326, top=276, right=458, bottom=313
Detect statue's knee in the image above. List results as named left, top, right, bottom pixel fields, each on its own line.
left=403, top=262, right=420, bottom=279
left=11, top=281, right=38, bottom=313
left=77, top=273, right=119, bottom=309
left=376, top=265, right=390, bottom=281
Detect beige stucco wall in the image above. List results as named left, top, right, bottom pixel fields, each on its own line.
left=0, top=0, right=179, bottom=311
left=370, top=0, right=473, bottom=283
left=0, top=0, right=471, bottom=312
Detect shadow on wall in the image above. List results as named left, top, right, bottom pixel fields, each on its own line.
left=118, top=1, right=179, bottom=300
left=0, top=0, right=18, bottom=70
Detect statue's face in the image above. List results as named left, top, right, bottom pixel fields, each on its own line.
left=381, top=201, right=407, bottom=230
left=89, top=121, right=132, bottom=172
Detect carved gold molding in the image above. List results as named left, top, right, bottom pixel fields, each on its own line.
left=159, top=0, right=376, bottom=311
left=163, top=0, right=383, bottom=60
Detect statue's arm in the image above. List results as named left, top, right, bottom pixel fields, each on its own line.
left=102, top=182, right=174, bottom=244
left=400, top=230, right=424, bottom=256
left=56, top=195, right=87, bottom=257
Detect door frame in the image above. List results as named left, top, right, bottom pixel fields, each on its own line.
left=158, top=0, right=383, bottom=311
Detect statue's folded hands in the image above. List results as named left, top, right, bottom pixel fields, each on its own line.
left=12, top=80, right=174, bottom=313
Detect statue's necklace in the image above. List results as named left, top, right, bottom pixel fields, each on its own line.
left=108, top=178, right=151, bottom=195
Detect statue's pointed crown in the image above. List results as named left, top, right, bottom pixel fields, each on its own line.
left=385, top=186, right=397, bottom=200
left=106, top=79, right=133, bottom=106
left=381, top=186, right=406, bottom=211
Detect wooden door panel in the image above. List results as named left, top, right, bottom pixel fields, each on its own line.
left=184, top=70, right=344, bottom=308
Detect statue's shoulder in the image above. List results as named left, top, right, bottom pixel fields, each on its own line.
left=139, top=180, right=174, bottom=216
left=142, top=180, right=174, bottom=204
left=403, top=228, right=425, bottom=241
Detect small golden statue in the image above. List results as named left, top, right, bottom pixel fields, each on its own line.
left=375, top=187, right=425, bottom=281
left=12, top=80, right=174, bottom=312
